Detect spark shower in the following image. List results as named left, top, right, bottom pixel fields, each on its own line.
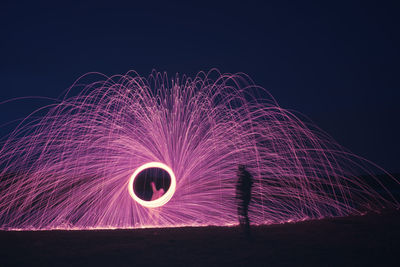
left=0, top=70, right=398, bottom=230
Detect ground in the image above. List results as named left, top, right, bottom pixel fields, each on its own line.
left=1, top=210, right=399, bottom=266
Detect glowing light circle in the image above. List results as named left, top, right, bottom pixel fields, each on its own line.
left=128, top=162, right=176, bottom=208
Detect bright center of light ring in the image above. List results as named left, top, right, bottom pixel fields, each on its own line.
left=128, top=162, right=176, bottom=208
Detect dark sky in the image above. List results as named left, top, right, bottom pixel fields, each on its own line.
left=1, top=0, right=399, bottom=173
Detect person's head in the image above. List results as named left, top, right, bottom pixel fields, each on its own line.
left=238, top=164, right=246, bottom=171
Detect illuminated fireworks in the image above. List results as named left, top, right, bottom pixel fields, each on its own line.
left=0, top=70, right=398, bottom=230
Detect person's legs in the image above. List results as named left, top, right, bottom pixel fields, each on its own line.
left=238, top=199, right=251, bottom=238
left=242, top=199, right=251, bottom=237
left=237, top=202, right=244, bottom=224
left=238, top=199, right=248, bottom=228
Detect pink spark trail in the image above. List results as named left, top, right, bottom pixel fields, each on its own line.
left=0, top=70, right=398, bottom=230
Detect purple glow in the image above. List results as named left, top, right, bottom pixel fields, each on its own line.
left=0, top=70, right=398, bottom=230
left=128, top=162, right=176, bottom=208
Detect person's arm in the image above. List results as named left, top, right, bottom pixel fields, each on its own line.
left=151, top=182, right=157, bottom=192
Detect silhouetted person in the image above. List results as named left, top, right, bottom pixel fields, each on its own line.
left=150, top=181, right=164, bottom=224
left=236, top=164, right=253, bottom=237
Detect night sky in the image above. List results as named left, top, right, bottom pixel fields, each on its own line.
left=1, top=1, right=399, bottom=173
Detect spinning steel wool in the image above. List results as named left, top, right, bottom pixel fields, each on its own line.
left=0, top=70, right=398, bottom=230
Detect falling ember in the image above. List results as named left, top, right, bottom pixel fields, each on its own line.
left=0, top=69, right=398, bottom=230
